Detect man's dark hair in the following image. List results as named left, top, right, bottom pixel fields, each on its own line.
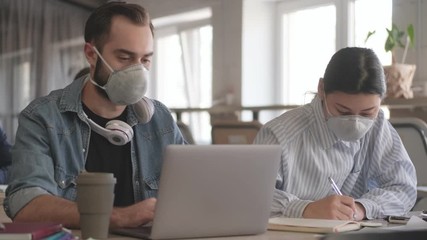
left=323, top=47, right=386, bottom=97
left=74, top=67, right=90, bottom=81
left=84, top=1, right=154, bottom=50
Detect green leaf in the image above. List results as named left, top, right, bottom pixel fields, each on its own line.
left=364, top=30, right=376, bottom=44
left=369, top=23, right=415, bottom=55
left=385, top=27, right=395, bottom=52
left=407, top=24, right=415, bottom=47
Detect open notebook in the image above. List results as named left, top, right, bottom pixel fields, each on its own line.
left=113, top=145, right=281, bottom=239
left=268, top=217, right=364, bottom=233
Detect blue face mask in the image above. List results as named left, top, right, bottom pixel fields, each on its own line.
left=324, top=97, right=375, bottom=142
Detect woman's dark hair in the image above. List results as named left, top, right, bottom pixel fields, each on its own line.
left=84, top=1, right=154, bottom=50
left=323, top=47, right=386, bottom=97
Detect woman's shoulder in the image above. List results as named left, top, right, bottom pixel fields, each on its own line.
left=263, top=104, right=315, bottom=136
left=365, top=109, right=398, bottom=143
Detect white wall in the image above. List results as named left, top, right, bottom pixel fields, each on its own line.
left=212, top=0, right=243, bottom=104
left=393, top=0, right=426, bottom=86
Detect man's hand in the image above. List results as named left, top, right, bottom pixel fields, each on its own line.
left=110, top=198, right=157, bottom=228
left=302, top=195, right=358, bottom=220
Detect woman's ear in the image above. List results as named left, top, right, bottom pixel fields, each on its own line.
left=317, top=78, right=325, bottom=100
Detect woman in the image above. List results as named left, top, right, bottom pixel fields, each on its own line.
left=255, top=47, right=417, bottom=220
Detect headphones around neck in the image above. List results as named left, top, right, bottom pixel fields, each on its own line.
left=85, top=97, right=155, bottom=146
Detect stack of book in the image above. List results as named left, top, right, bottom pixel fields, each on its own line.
left=0, top=222, right=76, bottom=240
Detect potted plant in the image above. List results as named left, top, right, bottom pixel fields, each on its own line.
left=365, top=24, right=416, bottom=99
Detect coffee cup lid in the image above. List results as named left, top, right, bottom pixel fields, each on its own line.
left=76, top=172, right=117, bottom=184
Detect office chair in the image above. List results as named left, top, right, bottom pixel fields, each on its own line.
left=389, top=117, right=427, bottom=185
left=211, top=120, right=262, bottom=144
left=389, top=117, right=427, bottom=211
left=177, top=121, right=195, bottom=144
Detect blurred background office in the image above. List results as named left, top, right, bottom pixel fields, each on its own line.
left=0, top=0, right=425, bottom=144
left=0, top=124, right=11, bottom=183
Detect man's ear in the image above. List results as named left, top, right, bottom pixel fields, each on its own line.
left=317, top=78, right=325, bottom=100
left=84, top=43, right=97, bottom=68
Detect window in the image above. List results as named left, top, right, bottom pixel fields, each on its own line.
left=152, top=8, right=213, bottom=144
left=154, top=26, right=212, bottom=108
left=354, top=0, right=392, bottom=65
left=280, top=3, right=336, bottom=105
left=0, top=49, right=32, bottom=142
left=277, top=0, right=392, bottom=105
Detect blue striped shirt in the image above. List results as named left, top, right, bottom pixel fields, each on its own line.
left=254, top=95, right=417, bottom=219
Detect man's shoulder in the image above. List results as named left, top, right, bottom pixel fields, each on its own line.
left=21, top=89, right=65, bottom=117
left=150, top=99, right=175, bottom=117
left=151, top=99, right=169, bottom=110
left=22, top=81, right=81, bottom=117
left=141, top=99, right=176, bottom=127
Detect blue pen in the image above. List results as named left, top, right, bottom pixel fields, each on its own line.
left=328, top=176, right=357, bottom=219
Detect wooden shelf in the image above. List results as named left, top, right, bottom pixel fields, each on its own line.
left=171, top=98, right=427, bottom=122
left=382, top=97, right=427, bottom=109
left=170, top=105, right=300, bottom=121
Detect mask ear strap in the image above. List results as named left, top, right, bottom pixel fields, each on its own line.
left=92, top=46, right=114, bottom=73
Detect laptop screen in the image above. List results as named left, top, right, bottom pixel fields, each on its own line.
left=114, top=144, right=281, bottom=239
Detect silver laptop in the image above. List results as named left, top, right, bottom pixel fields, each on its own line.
left=113, top=144, right=281, bottom=239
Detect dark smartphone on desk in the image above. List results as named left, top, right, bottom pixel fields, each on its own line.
left=387, top=216, right=410, bottom=224
left=387, top=214, right=427, bottom=224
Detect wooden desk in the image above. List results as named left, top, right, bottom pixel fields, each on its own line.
left=71, top=230, right=321, bottom=240
left=1, top=191, right=419, bottom=240
left=0, top=195, right=317, bottom=240
left=53, top=214, right=427, bottom=240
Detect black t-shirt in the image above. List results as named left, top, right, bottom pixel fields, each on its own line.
left=83, top=104, right=134, bottom=207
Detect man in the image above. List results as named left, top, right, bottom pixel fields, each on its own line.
left=5, top=2, right=186, bottom=228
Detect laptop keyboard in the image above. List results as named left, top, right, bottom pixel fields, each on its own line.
left=112, top=226, right=152, bottom=238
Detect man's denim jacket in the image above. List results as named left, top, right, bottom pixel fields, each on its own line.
left=4, top=78, right=185, bottom=218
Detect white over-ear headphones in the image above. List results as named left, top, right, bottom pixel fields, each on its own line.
left=133, top=97, right=155, bottom=124
left=84, top=97, right=155, bottom=145
left=86, top=117, right=133, bottom=146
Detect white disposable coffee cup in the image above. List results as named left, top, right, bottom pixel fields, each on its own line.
left=76, top=172, right=116, bottom=239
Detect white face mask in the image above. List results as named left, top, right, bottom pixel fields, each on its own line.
left=324, top=97, right=375, bottom=142
left=326, top=115, right=375, bottom=142
left=91, top=46, right=149, bottom=105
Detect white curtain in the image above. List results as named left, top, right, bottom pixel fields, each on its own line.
left=179, top=29, right=200, bottom=108
left=154, top=23, right=212, bottom=143
left=178, top=27, right=212, bottom=143
left=0, top=0, right=90, bottom=142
